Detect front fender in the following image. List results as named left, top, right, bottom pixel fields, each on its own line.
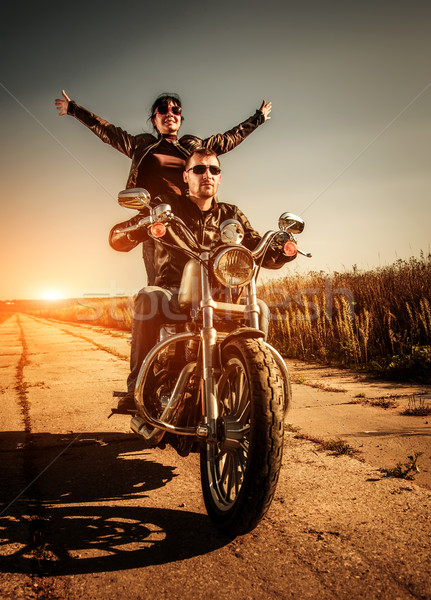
left=219, top=328, right=265, bottom=363
left=218, top=330, right=291, bottom=414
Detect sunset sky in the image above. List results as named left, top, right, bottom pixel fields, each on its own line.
left=1, top=1, right=430, bottom=300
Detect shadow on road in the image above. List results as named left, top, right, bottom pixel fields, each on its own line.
left=0, top=505, right=228, bottom=575
left=0, top=432, right=229, bottom=575
left=0, top=431, right=178, bottom=504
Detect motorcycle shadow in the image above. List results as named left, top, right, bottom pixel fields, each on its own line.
left=0, top=505, right=228, bottom=575
left=0, top=431, right=229, bottom=575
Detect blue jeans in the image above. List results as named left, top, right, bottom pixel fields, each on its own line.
left=127, top=287, right=185, bottom=393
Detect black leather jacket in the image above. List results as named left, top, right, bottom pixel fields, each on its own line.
left=67, top=101, right=266, bottom=189
left=109, top=194, right=294, bottom=289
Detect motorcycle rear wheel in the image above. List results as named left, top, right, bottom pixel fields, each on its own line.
left=200, top=338, right=285, bottom=536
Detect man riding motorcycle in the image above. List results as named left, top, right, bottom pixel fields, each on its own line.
left=109, top=148, right=297, bottom=411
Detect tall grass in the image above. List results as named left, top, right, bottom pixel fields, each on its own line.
left=261, top=253, right=431, bottom=379
left=51, top=295, right=135, bottom=331
left=10, top=253, right=431, bottom=379
left=8, top=297, right=134, bottom=332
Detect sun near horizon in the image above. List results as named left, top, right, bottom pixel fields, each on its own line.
left=39, top=290, right=65, bottom=301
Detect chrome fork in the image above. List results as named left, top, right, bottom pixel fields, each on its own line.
left=199, top=254, right=219, bottom=443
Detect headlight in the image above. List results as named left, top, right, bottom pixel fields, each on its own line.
left=212, top=246, right=254, bottom=288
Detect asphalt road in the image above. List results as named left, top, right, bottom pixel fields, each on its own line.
left=0, top=314, right=430, bottom=600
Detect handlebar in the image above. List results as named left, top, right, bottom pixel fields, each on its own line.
left=298, top=249, right=312, bottom=258
left=114, top=203, right=312, bottom=259
left=115, top=217, right=151, bottom=234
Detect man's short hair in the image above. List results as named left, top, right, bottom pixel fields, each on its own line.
left=185, top=148, right=220, bottom=170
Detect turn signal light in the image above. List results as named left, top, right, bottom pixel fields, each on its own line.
left=283, top=240, right=297, bottom=256
left=151, top=222, right=166, bottom=238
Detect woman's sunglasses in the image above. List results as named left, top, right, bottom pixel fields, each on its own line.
left=155, top=105, right=182, bottom=116
left=186, top=165, right=222, bottom=175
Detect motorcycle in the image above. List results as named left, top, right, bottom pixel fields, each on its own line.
left=112, top=188, right=309, bottom=536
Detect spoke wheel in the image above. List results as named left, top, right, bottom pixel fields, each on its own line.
left=200, top=338, right=285, bottom=536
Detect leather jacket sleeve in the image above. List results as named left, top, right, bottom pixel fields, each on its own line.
left=108, top=214, right=148, bottom=252
left=67, top=100, right=138, bottom=158
left=180, top=110, right=266, bottom=156
left=68, top=101, right=265, bottom=160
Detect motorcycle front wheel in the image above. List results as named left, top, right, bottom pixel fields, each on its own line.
left=200, top=338, right=285, bottom=537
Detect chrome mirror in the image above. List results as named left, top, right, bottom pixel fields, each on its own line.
left=118, top=188, right=151, bottom=210
left=220, top=219, right=244, bottom=244
left=278, top=212, right=305, bottom=234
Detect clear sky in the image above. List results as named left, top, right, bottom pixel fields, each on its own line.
left=1, top=0, right=430, bottom=300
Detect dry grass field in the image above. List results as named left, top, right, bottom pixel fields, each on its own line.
left=3, top=253, right=430, bottom=381
left=261, top=253, right=431, bottom=380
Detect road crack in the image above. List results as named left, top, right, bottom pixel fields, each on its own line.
left=27, top=314, right=129, bottom=361
left=13, top=316, right=58, bottom=592
left=57, top=327, right=129, bottom=361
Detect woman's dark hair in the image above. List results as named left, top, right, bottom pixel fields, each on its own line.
left=148, top=93, right=184, bottom=130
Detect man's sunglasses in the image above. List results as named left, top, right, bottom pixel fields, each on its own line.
left=155, top=105, right=182, bottom=116
left=186, top=165, right=222, bottom=175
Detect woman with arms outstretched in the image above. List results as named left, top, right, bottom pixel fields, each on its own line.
left=55, top=90, right=271, bottom=284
